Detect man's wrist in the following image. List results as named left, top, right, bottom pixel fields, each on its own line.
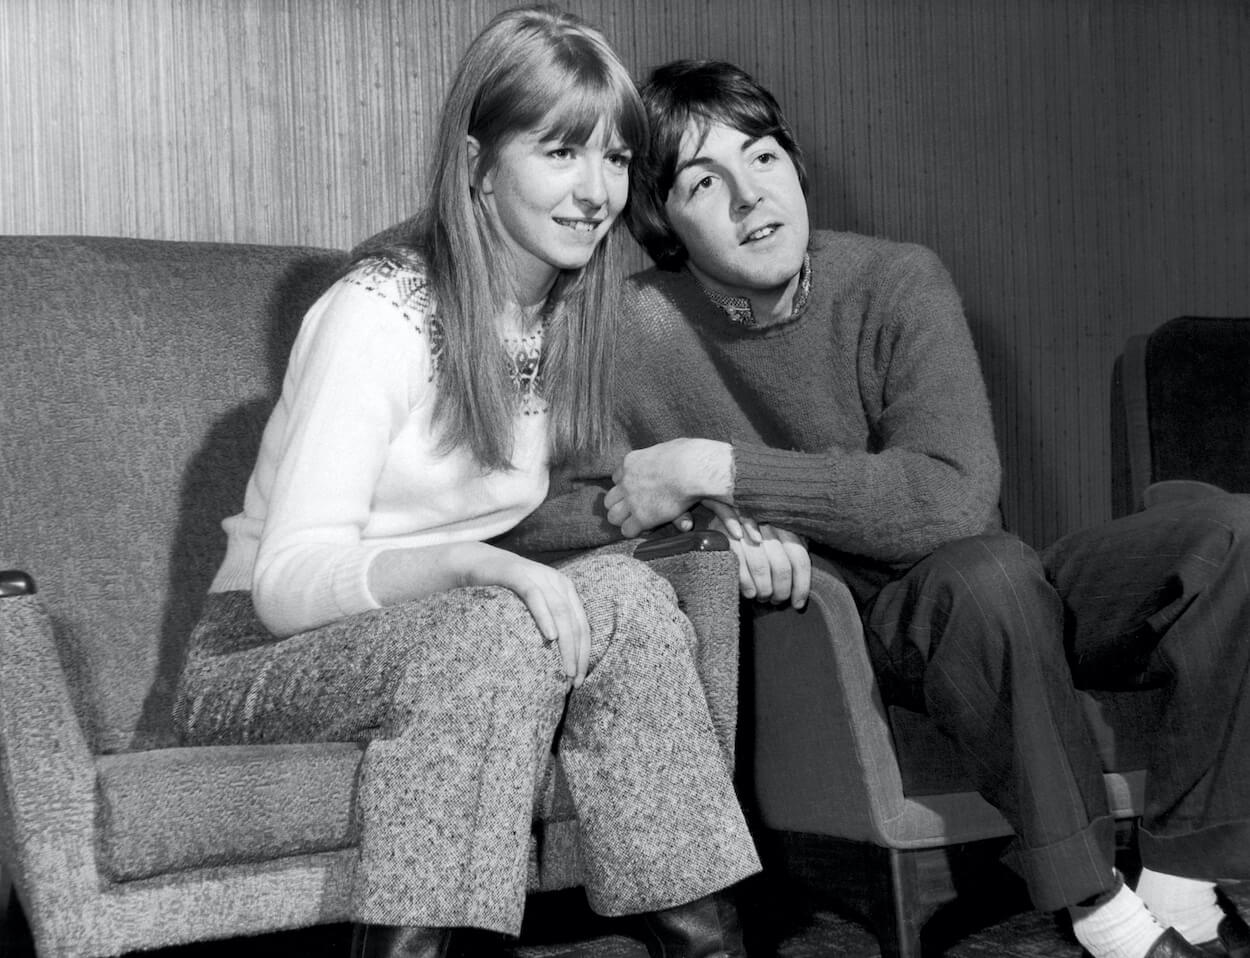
left=688, top=438, right=734, bottom=502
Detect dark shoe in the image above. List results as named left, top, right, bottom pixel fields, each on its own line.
left=1198, top=898, right=1250, bottom=957
left=350, top=924, right=455, bottom=958
left=639, top=892, right=746, bottom=958
left=1146, top=928, right=1213, bottom=958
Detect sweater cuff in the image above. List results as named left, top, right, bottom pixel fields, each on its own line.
left=329, top=548, right=383, bottom=623
left=731, top=442, right=836, bottom=513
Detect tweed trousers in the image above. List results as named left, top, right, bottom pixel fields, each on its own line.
left=174, top=553, right=760, bottom=934
left=848, top=494, right=1250, bottom=912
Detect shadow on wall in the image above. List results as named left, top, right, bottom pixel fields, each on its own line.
left=136, top=252, right=348, bottom=748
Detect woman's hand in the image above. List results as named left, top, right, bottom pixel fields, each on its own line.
left=704, top=502, right=811, bottom=609
left=464, top=550, right=592, bottom=688
left=369, top=542, right=591, bottom=687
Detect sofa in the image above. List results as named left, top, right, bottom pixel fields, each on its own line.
left=0, top=235, right=741, bottom=957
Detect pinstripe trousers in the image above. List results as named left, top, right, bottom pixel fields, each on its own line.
left=850, top=494, right=1250, bottom=912
left=174, top=553, right=760, bottom=934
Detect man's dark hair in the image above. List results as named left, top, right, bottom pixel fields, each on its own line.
left=626, top=59, right=809, bottom=270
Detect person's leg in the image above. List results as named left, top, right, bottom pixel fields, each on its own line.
left=861, top=532, right=1116, bottom=911
left=176, top=553, right=760, bottom=940
left=1043, top=494, right=1250, bottom=950
left=176, top=585, right=569, bottom=934
left=555, top=554, right=760, bottom=920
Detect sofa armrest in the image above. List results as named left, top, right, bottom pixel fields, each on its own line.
left=1142, top=479, right=1229, bottom=510
left=633, top=529, right=729, bottom=560
left=636, top=533, right=739, bottom=766
left=747, top=561, right=906, bottom=843
left=0, top=585, right=101, bottom=949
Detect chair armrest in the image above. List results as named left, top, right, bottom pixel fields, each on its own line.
left=1142, top=479, right=1229, bottom=510
left=635, top=532, right=739, bottom=768
left=0, top=588, right=100, bottom=944
left=747, top=561, right=907, bottom=843
left=633, top=529, right=729, bottom=560
left=0, top=569, right=36, bottom=597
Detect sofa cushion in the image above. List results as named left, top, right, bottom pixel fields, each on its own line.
left=95, top=741, right=364, bottom=882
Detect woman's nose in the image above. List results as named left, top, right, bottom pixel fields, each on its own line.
left=574, top=158, right=609, bottom=208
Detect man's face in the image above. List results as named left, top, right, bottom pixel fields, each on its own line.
left=663, top=120, right=809, bottom=304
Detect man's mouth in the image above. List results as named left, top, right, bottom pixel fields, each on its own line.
left=555, top=218, right=601, bottom=233
left=741, top=224, right=781, bottom=244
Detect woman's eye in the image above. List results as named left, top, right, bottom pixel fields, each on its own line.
left=548, top=147, right=574, bottom=160
left=607, top=151, right=632, bottom=169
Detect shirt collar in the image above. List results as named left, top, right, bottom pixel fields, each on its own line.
left=693, top=253, right=812, bottom=329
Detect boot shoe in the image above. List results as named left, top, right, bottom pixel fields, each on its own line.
left=1198, top=907, right=1250, bottom=957
left=350, top=924, right=455, bottom=958
left=1146, top=927, right=1216, bottom=958
left=639, top=892, right=747, bottom=958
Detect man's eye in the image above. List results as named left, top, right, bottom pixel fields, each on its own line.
left=756, top=151, right=778, bottom=166
left=691, top=175, right=715, bottom=195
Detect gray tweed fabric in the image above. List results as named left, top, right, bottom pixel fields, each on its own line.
left=174, top=553, right=760, bottom=934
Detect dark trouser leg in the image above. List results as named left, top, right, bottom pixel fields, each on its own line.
left=1042, top=495, right=1250, bottom=881
left=862, top=532, right=1115, bottom=911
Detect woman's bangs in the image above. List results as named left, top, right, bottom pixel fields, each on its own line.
left=538, top=64, right=646, bottom=153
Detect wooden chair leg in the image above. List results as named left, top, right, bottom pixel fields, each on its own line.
left=771, top=831, right=1030, bottom=958
left=1, top=863, right=12, bottom=948
left=773, top=833, right=941, bottom=957
left=869, top=847, right=925, bottom=958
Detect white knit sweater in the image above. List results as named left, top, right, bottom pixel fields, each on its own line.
left=210, top=257, right=550, bottom=638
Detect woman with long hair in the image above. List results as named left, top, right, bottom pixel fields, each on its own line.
left=173, top=7, right=758, bottom=957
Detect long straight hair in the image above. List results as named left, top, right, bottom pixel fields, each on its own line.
left=355, top=6, right=646, bottom=471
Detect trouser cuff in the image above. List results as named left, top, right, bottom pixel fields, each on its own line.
left=1140, top=819, right=1250, bottom=882
left=1005, top=813, right=1117, bottom=912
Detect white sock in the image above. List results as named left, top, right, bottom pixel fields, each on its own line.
left=1069, top=875, right=1166, bottom=958
left=1135, top=867, right=1222, bottom=945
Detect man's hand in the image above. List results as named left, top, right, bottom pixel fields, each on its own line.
left=605, top=438, right=734, bottom=538
left=705, top=502, right=810, bottom=609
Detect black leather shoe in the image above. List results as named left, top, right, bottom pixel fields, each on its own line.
left=350, top=924, right=455, bottom=958
left=1146, top=928, right=1213, bottom=958
left=1198, top=900, right=1250, bottom=957
left=639, top=892, right=747, bottom=958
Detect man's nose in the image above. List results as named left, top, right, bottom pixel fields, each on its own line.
left=730, top=173, right=763, bottom=213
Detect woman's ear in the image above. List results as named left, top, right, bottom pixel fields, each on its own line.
left=467, top=135, right=492, bottom=194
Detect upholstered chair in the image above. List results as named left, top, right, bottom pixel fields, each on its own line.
left=0, top=235, right=741, bottom=958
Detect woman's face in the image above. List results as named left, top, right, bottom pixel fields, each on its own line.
left=477, top=117, right=632, bottom=304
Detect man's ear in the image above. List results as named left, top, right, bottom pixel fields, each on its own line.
left=467, top=135, right=492, bottom=194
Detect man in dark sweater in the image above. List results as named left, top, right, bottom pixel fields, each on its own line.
left=507, top=60, right=1249, bottom=958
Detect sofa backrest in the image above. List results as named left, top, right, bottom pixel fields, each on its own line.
left=1, top=235, right=350, bottom=752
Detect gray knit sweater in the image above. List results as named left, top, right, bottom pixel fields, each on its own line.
left=504, top=230, right=1002, bottom=567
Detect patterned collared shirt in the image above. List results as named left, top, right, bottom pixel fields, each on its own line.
left=696, top=253, right=812, bottom=328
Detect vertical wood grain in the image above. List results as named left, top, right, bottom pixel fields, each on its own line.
left=3, top=0, right=1247, bottom=546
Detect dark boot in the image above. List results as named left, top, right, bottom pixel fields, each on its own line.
left=639, top=892, right=746, bottom=958
left=349, top=924, right=455, bottom=958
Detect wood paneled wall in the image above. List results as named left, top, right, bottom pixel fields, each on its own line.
left=4, top=0, right=1248, bottom=546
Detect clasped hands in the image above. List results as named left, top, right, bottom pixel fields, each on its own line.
left=604, top=439, right=810, bottom=609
